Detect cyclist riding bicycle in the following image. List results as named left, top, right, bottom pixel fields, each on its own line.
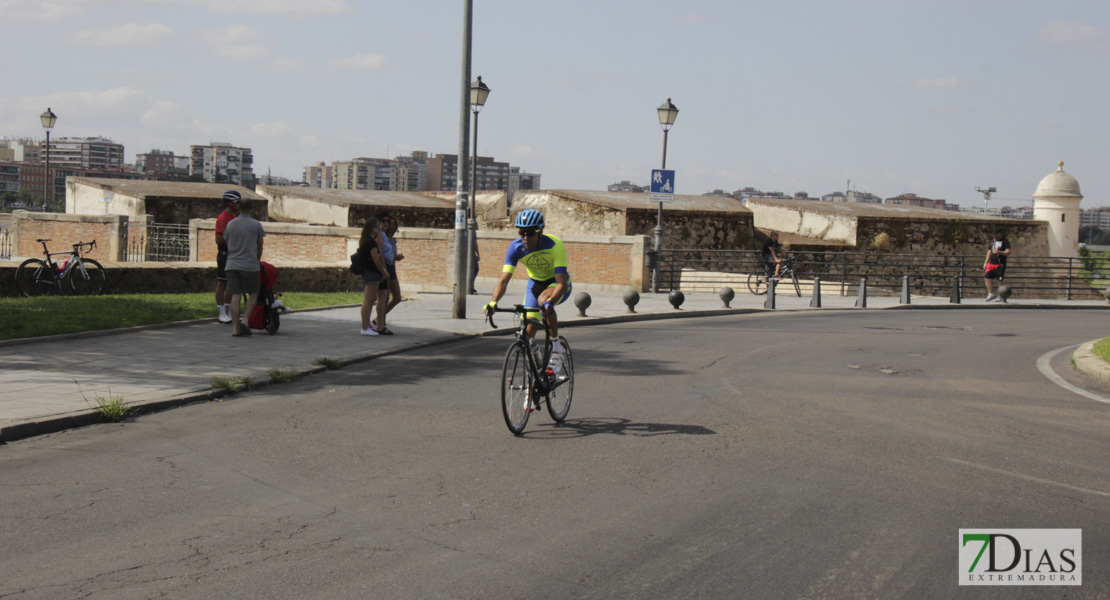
left=762, top=231, right=783, bottom=280
left=484, top=209, right=572, bottom=377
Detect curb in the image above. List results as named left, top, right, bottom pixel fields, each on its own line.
left=1073, top=341, right=1110, bottom=388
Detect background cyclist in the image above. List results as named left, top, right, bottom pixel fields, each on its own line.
left=484, top=209, right=572, bottom=376
left=762, top=231, right=783, bottom=280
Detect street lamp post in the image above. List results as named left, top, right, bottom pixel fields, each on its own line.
left=652, top=98, right=678, bottom=294
left=467, top=76, right=490, bottom=295
left=40, top=108, right=57, bottom=211
left=452, top=0, right=473, bottom=319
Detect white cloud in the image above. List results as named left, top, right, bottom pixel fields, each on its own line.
left=328, top=53, right=387, bottom=71
left=912, top=77, right=968, bottom=89
left=164, top=0, right=350, bottom=15
left=198, top=25, right=271, bottom=59
left=261, top=57, right=315, bottom=74
left=510, top=145, right=537, bottom=159
left=70, top=22, right=175, bottom=48
left=1039, top=20, right=1102, bottom=44
left=0, top=0, right=89, bottom=21
left=674, top=13, right=707, bottom=24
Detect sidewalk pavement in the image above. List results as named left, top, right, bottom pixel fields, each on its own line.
left=1, top=286, right=1106, bottom=443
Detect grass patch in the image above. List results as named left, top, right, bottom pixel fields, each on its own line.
left=313, top=357, right=340, bottom=370
left=0, top=291, right=363, bottom=342
left=267, top=368, right=302, bottom=383
left=211, top=376, right=254, bottom=392
left=77, top=382, right=135, bottom=422
left=1094, top=338, right=1110, bottom=363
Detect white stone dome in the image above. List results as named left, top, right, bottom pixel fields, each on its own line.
left=1033, top=161, right=1082, bottom=199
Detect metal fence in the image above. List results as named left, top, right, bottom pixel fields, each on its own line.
left=657, top=249, right=1110, bottom=301
left=0, top=228, right=11, bottom=260
left=124, top=223, right=190, bottom=262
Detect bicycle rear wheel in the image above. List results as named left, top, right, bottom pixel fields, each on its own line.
left=747, top=272, right=767, bottom=295
left=501, top=341, right=532, bottom=435
left=16, top=258, right=57, bottom=297
left=790, top=270, right=801, bottom=297
left=66, top=259, right=106, bottom=295
left=545, top=337, right=574, bottom=423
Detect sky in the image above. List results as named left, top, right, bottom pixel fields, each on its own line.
left=1, top=0, right=1107, bottom=208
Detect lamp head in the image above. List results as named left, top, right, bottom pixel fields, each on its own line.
left=657, top=98, right=679, bottom=131
left=470, top=76, right=490, bottom=111
left=40, top=107, right=57, bottom=132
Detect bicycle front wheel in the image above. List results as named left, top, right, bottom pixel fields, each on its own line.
left=747, top=272, right=767, bottom=295
left=501, top=341, right=532, bottom=435
left=545, top=337, right=574, bottom=423
left=67, top=259, right=106, bottom=295
left=16, top=258, right=57, bottom=297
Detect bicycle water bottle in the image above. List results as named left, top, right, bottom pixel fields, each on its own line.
left=59, top=259, right=69, bottom=272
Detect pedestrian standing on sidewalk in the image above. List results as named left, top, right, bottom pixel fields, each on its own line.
left=224, top=199, right=266, bottom=337
left=380, top=213, right=404, bottom=318
left=214, top=190, right=240, bottom=324
left=358, top=217, right=391, bottom=336
left=983, top=229, right=1011, bottom=302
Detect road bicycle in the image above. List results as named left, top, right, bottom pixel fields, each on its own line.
left=15, top=239, right=107, bottom=297
left=748, top=255, right=802, bottom=297
left=487, top=304, right=574, bottom=435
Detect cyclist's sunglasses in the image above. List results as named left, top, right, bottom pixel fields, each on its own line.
left=518, top=229, right=540, bottom=237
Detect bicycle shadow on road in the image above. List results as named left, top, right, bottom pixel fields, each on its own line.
left=520, top=417, right=715, bottom=439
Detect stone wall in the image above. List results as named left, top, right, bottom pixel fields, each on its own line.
left=348, top=204, right=454, bottom=230
left=855, top=217, right=1048, bottom=257
left=625, top=208, right=755, bottom=250
left=192, top=220, right=351, bottom=264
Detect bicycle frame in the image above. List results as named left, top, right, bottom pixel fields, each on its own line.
left=487, top=305, right=565, bottom=397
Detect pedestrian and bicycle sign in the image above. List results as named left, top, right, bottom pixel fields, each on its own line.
left=650, top=169, right=675, bottom=203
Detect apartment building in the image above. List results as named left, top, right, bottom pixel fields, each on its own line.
left=49, top=137, right=125, bottom=170
left=135, top=149, right=188, bottom=176
left=884, top=193, right=950, bottom=210
left=426, top=154, right=512, bottom=193
left=332, top=158, right=392, bottom=190
left=190, top=142, right=255, bottom=187
left=302, top=162, right=333, bottom=188
left=609, top=180, right=646, bottom=193
left=390, top=151, right=428, bottom=191
left=1081, top=207, right=1110, bottom=229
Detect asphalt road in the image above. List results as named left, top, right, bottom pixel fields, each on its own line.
left=2, top=309, right=1108, bottom=599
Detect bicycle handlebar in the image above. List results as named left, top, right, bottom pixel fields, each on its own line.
left=485, top=304, right=539, bottom=330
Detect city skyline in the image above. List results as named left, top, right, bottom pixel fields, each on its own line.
left=1, top=1, right=1106, bottom=207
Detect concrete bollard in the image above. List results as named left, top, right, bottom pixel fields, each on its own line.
left=855, top=278, right=867, bottom=308
left=900, top=275, right=911, bottom=305
left=810, top=276, right=822, bottom=308
left=765, top=277, right=776, bottom=309
left=719, top=287, right=735, bottom=308
left=950, top=276, right=961, bottom=304
left=623, top=288, right=640, bottom=313
left=998, top=285, right=1012, bottom=304
left=574, top=291, right=592, bottom=317
left=668, top=290, right=685, bottom=310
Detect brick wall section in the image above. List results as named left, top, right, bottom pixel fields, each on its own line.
left=193, top=220, right=350, bottom=264
left=12, top=210, right=125, bottom=262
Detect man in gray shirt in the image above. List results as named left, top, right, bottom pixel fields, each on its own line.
left=224, top=199, right=266, bottom=337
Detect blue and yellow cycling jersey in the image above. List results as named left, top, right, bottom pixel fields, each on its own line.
left=502, top=234, right=568, bottom=281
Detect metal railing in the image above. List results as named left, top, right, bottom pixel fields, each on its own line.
left=657, top=249, right=1110, bottom=301
left=0, top=228, right=11, bottom=260
left=124, top=223, right=190, bottom=262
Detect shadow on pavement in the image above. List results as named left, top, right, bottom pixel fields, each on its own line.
left=520, top=417, right=716, bottom=439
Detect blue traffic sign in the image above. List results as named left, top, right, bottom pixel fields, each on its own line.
left=650, top=169, right=675, bottom=194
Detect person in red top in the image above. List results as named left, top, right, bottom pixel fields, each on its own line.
left=215, top=190, right=241, bottom=323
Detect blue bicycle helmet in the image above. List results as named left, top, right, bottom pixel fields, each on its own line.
left=515, top=209, right=545, bottom=229
left=222, top=190, right=241, bottom=203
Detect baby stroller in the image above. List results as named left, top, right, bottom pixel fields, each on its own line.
left=247, top=261, right=281, bottom=335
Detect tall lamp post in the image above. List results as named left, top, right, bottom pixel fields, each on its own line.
left=452, top=0, right=473, bottom=319
left=40, top=107, right=57, bottom=211
left=652, top=98, right=678, bottom=293
left=467, top=76, right=490, bottom=295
